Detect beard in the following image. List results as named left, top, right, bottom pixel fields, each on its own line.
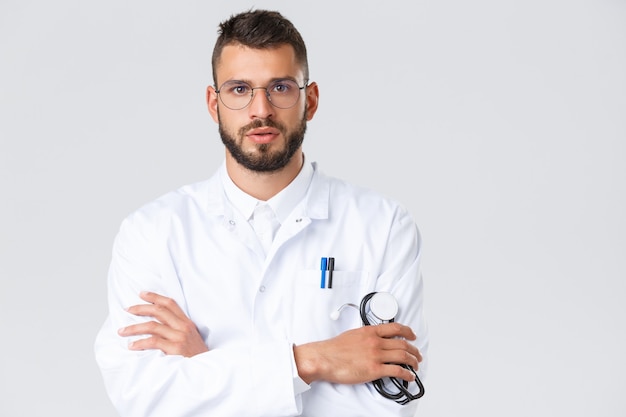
left=218, top=109, right=307, bottom=173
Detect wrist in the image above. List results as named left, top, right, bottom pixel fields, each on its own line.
left=293, top=343, right=322, bottom=384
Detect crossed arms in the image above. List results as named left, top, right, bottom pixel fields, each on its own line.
left=119, top=291, right=422, bottom=385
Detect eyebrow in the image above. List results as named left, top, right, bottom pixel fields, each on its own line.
left=222, top=76, right=301, bottom=86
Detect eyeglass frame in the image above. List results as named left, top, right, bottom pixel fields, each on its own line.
left=214, top=78, right=309, bottom=110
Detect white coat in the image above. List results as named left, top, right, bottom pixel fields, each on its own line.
left=94, top=161, right=428, bottom=417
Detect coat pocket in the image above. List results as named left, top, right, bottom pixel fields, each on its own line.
left=289, top=269, right=369, bottom=344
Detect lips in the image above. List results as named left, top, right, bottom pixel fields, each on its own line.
left=246, top=127, right=280, bottom=144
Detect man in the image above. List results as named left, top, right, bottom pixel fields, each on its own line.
left=95, top=9, right=428, bottom=416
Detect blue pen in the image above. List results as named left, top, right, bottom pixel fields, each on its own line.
left=320, top=257, right=327, bottom=288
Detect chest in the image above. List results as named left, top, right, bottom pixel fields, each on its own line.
left=159, top=212, right=385, bottom=347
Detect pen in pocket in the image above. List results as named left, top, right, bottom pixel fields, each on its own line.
left=320, top=257, right=335, bottom=288
left=320, top=257, right=327, bottom=288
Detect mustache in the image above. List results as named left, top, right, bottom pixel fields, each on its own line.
left=237, top=118, right=286, bottom=137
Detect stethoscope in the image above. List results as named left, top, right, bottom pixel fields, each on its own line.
left=331, top=292, right=425, bottom=404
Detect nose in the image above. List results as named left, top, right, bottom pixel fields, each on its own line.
left=248, top=87, right=274, bottom=119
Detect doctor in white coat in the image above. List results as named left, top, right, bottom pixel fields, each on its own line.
left=95, top=9, right=428, bottom=417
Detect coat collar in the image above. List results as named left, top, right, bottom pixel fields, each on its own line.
left=200, top=161, right=329, bottom=222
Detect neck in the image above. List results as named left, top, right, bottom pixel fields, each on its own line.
left=225, top=151, right=304, bottom=201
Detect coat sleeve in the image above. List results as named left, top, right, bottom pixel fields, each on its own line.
left=380, top=204, right=429, bottom=379
left=372, top=203, right=429, bottom=413
left=94, top=212, right=304, bottom=417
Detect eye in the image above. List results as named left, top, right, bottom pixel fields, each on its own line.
left=223, top=82, right=251, bottom=96
left=232, top=84, right=251, bottom=95
left=270, top=81, right=294, bottom=94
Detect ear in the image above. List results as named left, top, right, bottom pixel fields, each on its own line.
left=206, top=85, right=219, bottom=123
left=304, top=82, right=319, bottom=121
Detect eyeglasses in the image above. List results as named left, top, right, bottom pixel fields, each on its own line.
left=215, top=79, right=307, bottom=110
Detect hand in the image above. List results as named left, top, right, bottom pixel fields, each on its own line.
left=293, top=323, right=422, bottom=385
left=118, top=291, right=209, bottom=357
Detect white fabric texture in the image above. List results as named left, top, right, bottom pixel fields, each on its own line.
left=251, top=203, right=280, bottom=256
left=94, top=161, right=428, bottom=417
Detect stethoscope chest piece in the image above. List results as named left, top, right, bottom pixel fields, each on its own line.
left=369, top=292, right=398, bottom=322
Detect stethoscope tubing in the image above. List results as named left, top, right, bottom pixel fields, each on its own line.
left=359, top=292, right=425, bottom=403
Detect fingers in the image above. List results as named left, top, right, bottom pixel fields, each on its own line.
left=126, top=335, right=188, bottom=356
left=294, top=323, right=423, bottom=385
left=363, top=324, right=423, bottom=383
left=376, top=345, right=421, bottom=378
left=378, top=336, right=423, bottom=364
left=122, top=292, right=189, bottom=333
left=380, top=363, right=419, bottom=383
left=131, top=291, right=188, bottom=323
left=373, top=322, right=422, bottom=361
left=117, top=292, right=209, bottom=357
left=118, top=320, right=176, bottom=340
left=374, top=322, right=416, bottom=341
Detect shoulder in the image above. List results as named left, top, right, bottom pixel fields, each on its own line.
left=312, top=164, right=413, bottom=219
left=118, top=173, right=220, bottom=237
left=310, top=164, right=422, bottom=258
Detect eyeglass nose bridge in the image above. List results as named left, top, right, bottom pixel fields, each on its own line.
left=248, top=86, right=273, bottom=105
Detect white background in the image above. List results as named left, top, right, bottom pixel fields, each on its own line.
left=1, top=1, right=625, bottom=416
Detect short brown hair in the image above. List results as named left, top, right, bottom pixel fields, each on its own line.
left=211, top=9, right=309, bottom=85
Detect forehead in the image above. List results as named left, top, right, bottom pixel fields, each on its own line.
left=215, top=44, right=304, bottom=85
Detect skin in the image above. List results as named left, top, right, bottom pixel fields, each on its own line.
left=119, top=44, right=422, bottom=386
left=208, top=44, right=318, bottom=201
